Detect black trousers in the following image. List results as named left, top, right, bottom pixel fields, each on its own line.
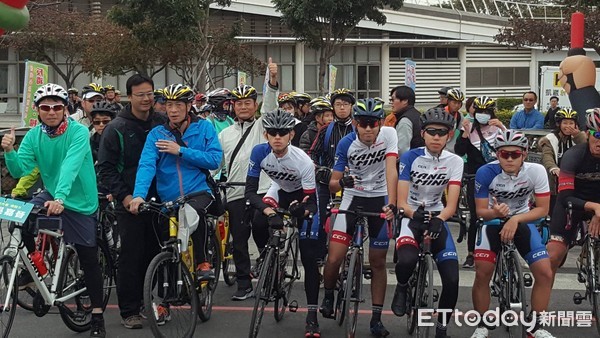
left=116, top=207, right=165, bottom=318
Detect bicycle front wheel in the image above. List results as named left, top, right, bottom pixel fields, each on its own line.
left=0, top=255, right=17, bottom=338
left=592, top=244, right=600, bottom=336
left=416, top=254, right=434, bottom=338
left=198, top=233, right=221, bottom=322
left=335, top=255, right=348, bottom=327
left=274, top=232, right=299, bottom=322
left=144, top=251, right=198, bottom=338
left=505, top=250, right=527, bottom=338
left=345, top=249, right=362, bottom=338
left=222, top=229, right=237, bottom=286
left=249, top=247, right=276, bottom=338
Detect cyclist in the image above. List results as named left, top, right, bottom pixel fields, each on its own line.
left=470, top=129, right=554, bottom=338
left=547, top=108, right=600, bottom=286
left=278, top=92, right=296, bottom=114
left=153, top=89, right=167, bottom=114
left=89, top=101, right=118, bottom=163
left=454, top=96, right=505, bottom=268
left=245, top=108, right=322, bottom=337
left=392, top=108, right=463, bottom=338
left=129, top=83, right=222, bottom=285
left=444, top=88, right=464, bottom=153
left=309, top=88, right=356, bottom=242
left=435, top=86, right=452, bottom=109
left=384, top=85, right=424, bottom=156
left=299, top=97, right=334, bottom=153
left=103, top=84, right=123, bottom=110
left=538, top=108, right=586, bottom=215
left=71, top=83, right=104, bottom=128
left=291, top=92, right=313, bottom=147
left=67, top=87, right=81, bottom=115
left=319, top=98, right=398, bottom=337
left=219, top=70, right=278, bottom=301
left=205, top=88, right=234, bottom=134
left=2, top=83, right=107, bottom=337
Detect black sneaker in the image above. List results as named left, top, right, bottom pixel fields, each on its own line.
left=319, top=296, right=335, bottom=319
left=305, top=321, right=321, bottom=337
left=391, top=284, right=407, bottom=317
left=370, top=321, right=390, bottom=337
left=17, top=270, right=34, bottom=290
left=90, top=316, right=106, bottom=338
left=231, top=287, right=254, bottom=301
left=462, top=254, right=474, bottom=269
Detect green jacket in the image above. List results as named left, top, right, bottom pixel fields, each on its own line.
left=5, top=121, right=98, bottom=215
left=11, top=167, right=40, bottom=197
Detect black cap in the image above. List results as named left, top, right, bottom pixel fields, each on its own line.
left=438, top=86, right=452, bottom=95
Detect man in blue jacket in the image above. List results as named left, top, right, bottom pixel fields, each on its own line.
left=130, top=84, right=222, bottom=289
left=510, top=91, right=544, bottom=129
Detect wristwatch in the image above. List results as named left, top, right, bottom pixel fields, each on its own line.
left=54, top=199, right=64, bottom=205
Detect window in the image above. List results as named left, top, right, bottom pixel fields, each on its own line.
left=389, top=47, right=459, bottom=60
left=0, top=65, right=7, bottom=95
left=424, top=47, right=436, bottom=59
left=467, top=67, right=530, bottom=87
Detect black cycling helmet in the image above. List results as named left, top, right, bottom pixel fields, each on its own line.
left=90, top=101, right=117, bottom=119
left=353, top=98, right=385, bottom=119
left=262, top=108, right=296, bottom=130
left=437, top=86, right=452, bottom=96
left=207, top=88, right=231, bottom=110
left=421, top=107, right=455, bottom=129
left=310, top=98, right=333, bottom=115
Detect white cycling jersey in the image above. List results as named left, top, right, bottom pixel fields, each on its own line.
left=399, top=147, right=464, bottom=212
left=474, top=161, right=550, bottom=216
left=332, top=126, right=398, bottom=197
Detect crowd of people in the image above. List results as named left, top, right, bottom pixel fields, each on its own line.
left=2, top=58, right=600, bottom=338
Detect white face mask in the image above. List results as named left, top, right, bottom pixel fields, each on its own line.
left=475, top=113, right=491, bottom=125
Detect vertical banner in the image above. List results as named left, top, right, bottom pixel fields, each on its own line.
left=238, top=71, right=247, bottom=85
left=22, top=61, right=48, bottom=127
left=405, top=59, right=416, bottom=91
left=328, top=64, right=338, bottom=93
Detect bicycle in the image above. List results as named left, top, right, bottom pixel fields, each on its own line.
left=330, top=207, right=388, bottom=338
left=0, top=201, right=114, bottom=338
left=141, top=191, right=223, bottom=338
left=405, top=216, right=438, bottom=338
left=456, top=174, right=476, bottom=243
left=248, top=208, right=300, bottom=338
left=568, top=202, right=600, bottom=335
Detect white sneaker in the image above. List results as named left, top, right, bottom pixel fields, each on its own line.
left=470, top=327, right=488, bottom=338
left=530, top=329, right=556, bottom=338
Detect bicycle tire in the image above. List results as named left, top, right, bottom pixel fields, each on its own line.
left=335, top=255, right=347, bottom=327
left=274, top=232, right=299, bottom=322
left=144, top=251, right=198, bottom=338
left=249, top=247, right=276, bottom=338
left=505, top=250, right=527, bottom=338
left=0, top=255, right=17, bottom=338
left=198, top=233, right=221, bottom=322
left=416, top=254, right=434, bottom=338
left=57, top=247, right=91, bottom=332
left=345, top=249, right=362, bottom=338
left=406, top=266, right=418, bottom=334
left=16, top=264, right=35, bottom=311
left=222, top=230, right=237, bottom=286
left=590, top=243, right=600, bottom=336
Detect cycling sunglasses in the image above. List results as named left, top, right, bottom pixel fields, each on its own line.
left=38, top=104, right=65, bottom=112
left=498, top=149, right=524, bottom=160
left=266, top=129, right=291, bottom=137
left=356, top=118, right=381, bottom=129
left=424, top=128, right=449, bottom=137
left=589, top=129, right=600, bottom=139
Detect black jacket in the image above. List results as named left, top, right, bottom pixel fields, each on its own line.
left=454, top=129, right=486, bottom=175
left=97, top=104, right=167, bottom=204
left=300, top=121, right=319, bottom=153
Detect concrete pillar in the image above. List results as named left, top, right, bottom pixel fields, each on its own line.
left=459, top=44, right=467, bottom=95
left=6, top=48, right=19, bottom=115
left=530, top=50, right=538, bottom=93
left=295, top=42, right=304, bottom=92
left=381, top=43, right=390, bottom=98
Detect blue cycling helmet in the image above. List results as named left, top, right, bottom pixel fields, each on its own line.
left=353, top=98, right=385, bottom=119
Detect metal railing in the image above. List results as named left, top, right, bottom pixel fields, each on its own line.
left=404, top=0, right=565, bottom=20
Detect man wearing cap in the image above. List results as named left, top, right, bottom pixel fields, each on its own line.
left=153, top=89, right=166, bottom=114
left=67, top=87, right=81, bottom=115
left=104, top=85, right=123, bottom=111
left=114, top=90, right=122, bottom=104
left=71, top=83, right=105, bottom=128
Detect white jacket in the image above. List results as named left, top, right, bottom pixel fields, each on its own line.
left=218, top=83, right=279, bottom=202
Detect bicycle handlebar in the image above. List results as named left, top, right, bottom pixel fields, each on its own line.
left=331, top=208, right=387, bottom=219
left=139, top=190, right=208, bottom=213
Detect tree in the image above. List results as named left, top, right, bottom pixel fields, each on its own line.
left=2, top=5, right=126, bottom=88
left=495, top=1, right=600, bottom=56
left=272, top=0, right=404, bottom=94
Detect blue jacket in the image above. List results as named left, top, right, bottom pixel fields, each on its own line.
left=510, top=108, right=544, bottom=129
left=133, top=119, right=222, bottom=202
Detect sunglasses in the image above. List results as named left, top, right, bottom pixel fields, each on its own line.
left=523, top=98, right=535, bottom=102
left=424, top=128, right=449, bottom=137
left=498, top=149, right=524, bottom=160
left=356, top=118, right=381, bottom=128
left=590, top=129, right=600, bottom=139
left=38, top=104, right=65, bottom=112
left=266, top=129, right=291, bottom=137
left=93, top=120, right=111, bottom=126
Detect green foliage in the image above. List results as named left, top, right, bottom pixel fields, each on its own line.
left=496, top=98, right=522, bottom=111
left=496, top=109, right=514, bottom=127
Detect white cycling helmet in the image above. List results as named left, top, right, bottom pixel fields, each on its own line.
left=496, top=129, right=528, bottom=150
left=33, top=83, right=68, bottom=106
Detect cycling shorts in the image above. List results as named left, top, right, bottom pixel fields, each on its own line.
left=395, top=217, right=458, bottom=263
left=330, top=195, right=389, bottom=250
left=475, top=219, right=548, bottom=265
left=549, top=206, right=593, bottom=246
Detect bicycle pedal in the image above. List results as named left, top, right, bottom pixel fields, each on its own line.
left=288, top=300, right=298, bottom=312
left=573, top=292, right=585, bottom=305
left=577, top=272, right=586, bottom=284
left=363, top=268, right=372, bottom=280
left=523, top=273, right=533, bottom=288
